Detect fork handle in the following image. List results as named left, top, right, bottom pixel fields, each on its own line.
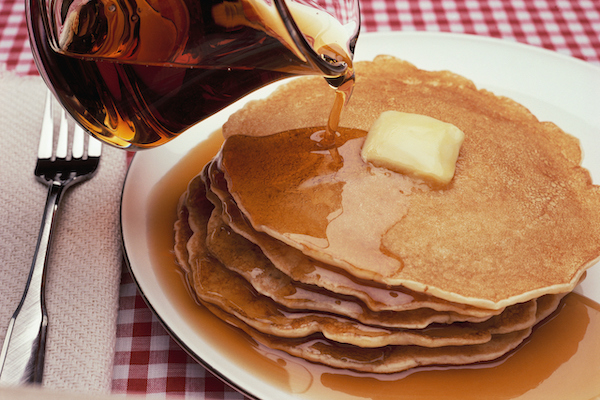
left=0, top=182, right=65, bottom=385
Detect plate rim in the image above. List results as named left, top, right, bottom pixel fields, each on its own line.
left=361, top=30, right=600, bottom=70
left=120, top=30, right=600, bottom=400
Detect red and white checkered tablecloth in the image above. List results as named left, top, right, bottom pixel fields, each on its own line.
left=1, top=0, right=599, bottom=398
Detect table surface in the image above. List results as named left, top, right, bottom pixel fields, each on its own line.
left=1, top=0, right=599, bottom=398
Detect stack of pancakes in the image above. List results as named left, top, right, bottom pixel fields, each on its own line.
left=174, top=56, right=600, bottom=373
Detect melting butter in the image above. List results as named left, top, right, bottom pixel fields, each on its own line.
left=361, top=111, right=464, bottom=185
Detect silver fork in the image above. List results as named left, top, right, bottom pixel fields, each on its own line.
left=0, top=92, right=102, bottom=385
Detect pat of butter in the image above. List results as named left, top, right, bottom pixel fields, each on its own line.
left=361, top=111, right=465, bottom=185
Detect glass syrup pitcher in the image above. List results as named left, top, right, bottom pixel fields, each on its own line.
left=26, top=0, right=360, bottom=149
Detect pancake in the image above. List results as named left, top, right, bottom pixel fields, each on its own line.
left=173, top=55, right=597, bottom=373
left=201, top=296, right=561, bottom=374
left=205, top=290, right=563, bottom=374
left=206, top=202, right=504, bottom=328
left=205, top=160, right=501, bottom=317
left=206, top=207, right=494, bottom=328
left=218, top=55, right=600, bottom=309
left=175, top=182, right=553, bottom=351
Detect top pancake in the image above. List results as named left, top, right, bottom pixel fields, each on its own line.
left=218, top=55, right=600, bottom=309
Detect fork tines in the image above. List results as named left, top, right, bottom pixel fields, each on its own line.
left=36, top=92, right=102, bottom=182
left=38, top=91, right=102, bottom=162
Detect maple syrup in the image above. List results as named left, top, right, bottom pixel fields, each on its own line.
left=219, top=127, right=427, bottom=281
left=26, top=0, right=358, bottom=149
left=146, top=132, right=600, bottom=400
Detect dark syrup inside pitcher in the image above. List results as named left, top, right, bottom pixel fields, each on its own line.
left=27, top=0, right=358, bottom=149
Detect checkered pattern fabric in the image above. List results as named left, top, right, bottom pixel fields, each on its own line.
left=0, top=0, right=36, bottom=75
left=1, top=0, right=599, bottom=398
left=2, top=0, right=599, bottom=72
left=112, top=268, right=246, bottom=399
left=360, top=0, right=600, bottom=63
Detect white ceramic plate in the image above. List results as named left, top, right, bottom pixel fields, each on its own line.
left=121, top=31, right=600, bottom=399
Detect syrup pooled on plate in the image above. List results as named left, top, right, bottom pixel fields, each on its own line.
left=149, top=55, right=600, bottom=397
left=146, top=133, right=600, bottom=400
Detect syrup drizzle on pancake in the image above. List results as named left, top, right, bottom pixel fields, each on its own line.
left=218, top=56, right=600, bottom=309
left=158, top=55, right=600, bottom=394
left=146, top=130, right=600, bottom=398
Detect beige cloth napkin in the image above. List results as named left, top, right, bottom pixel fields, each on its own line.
left=0, top=71, right=127, bottom=393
